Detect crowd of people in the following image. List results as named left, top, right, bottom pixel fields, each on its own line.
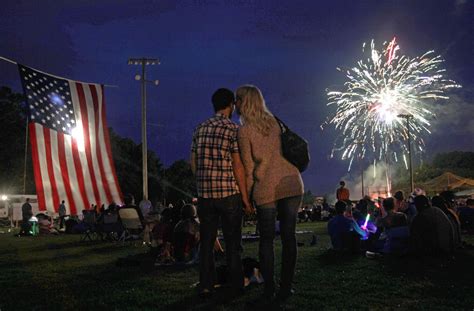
left=327, top=184, right=473, bottom=257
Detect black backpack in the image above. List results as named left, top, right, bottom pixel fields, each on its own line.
left=275, top=117, right=310, bottom=172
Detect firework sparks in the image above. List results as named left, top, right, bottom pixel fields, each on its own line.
left=326, top=38, right=461, bottom=167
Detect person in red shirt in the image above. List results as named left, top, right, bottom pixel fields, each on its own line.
left=336, top=181, right=350, bottom=202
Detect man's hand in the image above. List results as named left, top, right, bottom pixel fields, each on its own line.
left=243, top=199, right=255, bottom=216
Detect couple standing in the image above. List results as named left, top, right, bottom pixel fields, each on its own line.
left=190, top=86, right=304, bottom=300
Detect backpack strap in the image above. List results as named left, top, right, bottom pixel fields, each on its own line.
left=274, top=116, right=289, bottom=134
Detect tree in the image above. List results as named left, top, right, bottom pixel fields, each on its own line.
left=0, top=87, right=35, bottom=194
left=163, top=159, right=196, bottom=205
left=109, top=128, right=164, bottom=204
left=303, top=190, right=315, bottom=204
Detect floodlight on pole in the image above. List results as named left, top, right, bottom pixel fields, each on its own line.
left=128, top=57, right=160, bottom=201
left=398, top=114, right=414, bottom=193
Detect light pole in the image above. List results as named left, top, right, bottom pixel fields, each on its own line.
left=354, top=141, right=365, bottom=198
left=398, top=114, right=414, bottom=193
left=128, top=57, right=160, bottom=201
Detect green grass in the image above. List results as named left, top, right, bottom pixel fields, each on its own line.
left=0, top=223, right=473, bottom=310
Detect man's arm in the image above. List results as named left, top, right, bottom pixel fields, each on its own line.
left=231, top=152, right=254, bottom=215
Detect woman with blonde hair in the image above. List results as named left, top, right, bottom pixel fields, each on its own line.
left=235, top=85, right=304, bottom=300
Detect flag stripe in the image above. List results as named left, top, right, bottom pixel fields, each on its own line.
left=71, top=136, right=90, bottom=211
left=100, top=87, right=123, bottom=203
left=69, top=82, right=95, bottom=209
left=57, top=133, right=76, bottom=215
left=29, top=123, right=47, bottom=212
left=35, top=125, right=54, bottom=212
left=43, top=127, right=60, bottom=212
left=49, top=131, right=69, bottom=214
left=64, top=135, right=84, bottom=214
left=76, top=83, right=101, bottom=207
left=90, top=84, right=113, bottom=204
left=84, top=84, right=108, bottom=206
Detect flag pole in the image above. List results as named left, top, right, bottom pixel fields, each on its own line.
left=0, top=56, right=119, bottom=88
left=23, top=116, right=29, bottom=194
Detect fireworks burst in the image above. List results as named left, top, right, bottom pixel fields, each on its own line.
left=326, top=37, right=461, bottom=170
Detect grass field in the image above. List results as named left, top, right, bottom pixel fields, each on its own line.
left=0, top=222, right=473, bottom=310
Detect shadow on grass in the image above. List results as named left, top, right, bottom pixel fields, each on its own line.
left=317, top=249, right=360, bottom=266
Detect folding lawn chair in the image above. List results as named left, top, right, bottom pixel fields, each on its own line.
left=118, top=208, right=143, bottom=244
left=99, top=212, right=121, bottom=241
left=81, top=210, right=98, bottom=242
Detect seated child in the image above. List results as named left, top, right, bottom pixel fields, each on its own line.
left=328, top=201, right=367, bottom=252
left=173, top=204, right=200, bottom=263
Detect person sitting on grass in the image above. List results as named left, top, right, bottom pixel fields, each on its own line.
left=328, top=201, right=367, bottom=252
left=432, top=195, right=462, bottom=249
left=37, top=213, right=59, bottom=235
left=173, top=204, right=200, bottom=263
left=153, top=208, right=175, bottom=265
left=375, top=197, right=409, bottom=254
left=376, top=198, right=407, bottom=229
left=410, top=195, right=454, bottom=256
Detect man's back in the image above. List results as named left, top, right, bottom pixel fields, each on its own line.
left=59, top=203, right=66, bottom=216
left=337, top=187, right=350, bottom=201
left=192, top=114, right=240, bottom=199
left=411, top=206, right=454, bottom=254
left=22, top=202, right=32, bottom=219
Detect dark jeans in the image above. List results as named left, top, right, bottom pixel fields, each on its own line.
left=257, top=195, right=302, bottom=293
left=59, top=216, right=66, bottom=229
left=198, top=194, right=244, bottom=291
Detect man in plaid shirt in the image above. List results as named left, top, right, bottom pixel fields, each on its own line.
left=191, top=88, right=253, bottom=298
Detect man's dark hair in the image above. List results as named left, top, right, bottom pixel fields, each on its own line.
left=383, top=197, right=395, bottom=211
left=61, top=200, right=65, bottom=204
left=431, top=196, right=447, bottom=210
left=181, top=204, right=197, bottom=219
left=212, top=88, right=235, bottom=112
left=26, top=198, right=30, bottom=202
left=339, top=181, right=345, bottom=186
left=335, top=200, right=346, bottom=214
left=414, top=195, right=430, bottom=212
left=394, top=191, right=404, bottom=201
left=123, top=193, right=134, bottom=205
left=439, top=191, right=455, bottom=205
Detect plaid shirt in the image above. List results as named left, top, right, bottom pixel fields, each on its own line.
left=191, top=113, right=240, bottom=199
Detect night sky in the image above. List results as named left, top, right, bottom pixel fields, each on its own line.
left=1, top=0, right=473, bottom=196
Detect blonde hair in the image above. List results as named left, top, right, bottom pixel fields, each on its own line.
left=236, top=85, right=275, bottom=136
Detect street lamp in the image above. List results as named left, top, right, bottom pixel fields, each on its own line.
left=128, top=57, right=160, bottom=201
left=398, top=114, right=414, bottom=193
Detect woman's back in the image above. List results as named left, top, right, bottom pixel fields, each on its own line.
left=239, top=121, right=303, bottom=206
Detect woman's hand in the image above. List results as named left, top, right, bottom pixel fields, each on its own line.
left=243, top=199, right=256, bottom=216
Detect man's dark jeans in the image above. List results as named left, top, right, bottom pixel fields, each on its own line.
left=257, top=195, right=302, bottom=294
left=198, top=194, right=244, bottom=291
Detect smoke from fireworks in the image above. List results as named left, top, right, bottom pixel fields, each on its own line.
left=326, top=38, right=461, bottom=170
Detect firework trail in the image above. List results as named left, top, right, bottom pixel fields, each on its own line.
left=326, top=37, right=461, bottom=170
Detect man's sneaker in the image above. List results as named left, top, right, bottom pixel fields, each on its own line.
left=276, top=288, right=295, bottom=301
left=198, top=288, right=213, bottom=299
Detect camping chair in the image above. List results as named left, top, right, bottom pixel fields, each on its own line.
left=80, top=210, right=98, bottom=242
left=99, top=212, right=121, bottom=241
left=118, top=208, right=143, bottom=244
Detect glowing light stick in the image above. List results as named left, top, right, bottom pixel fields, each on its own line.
left=361, top=213, right=370, bottom=230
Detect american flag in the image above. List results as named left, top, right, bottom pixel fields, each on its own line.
left=19, top=64, right=122, bottom=215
